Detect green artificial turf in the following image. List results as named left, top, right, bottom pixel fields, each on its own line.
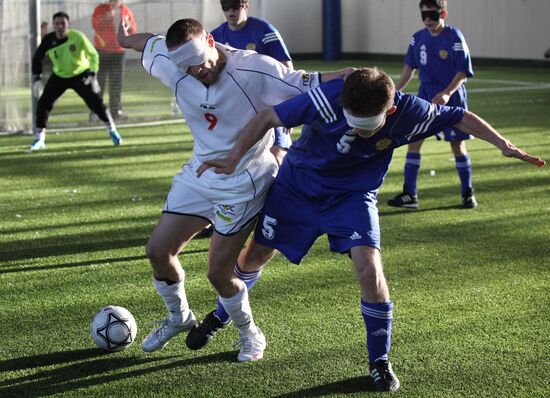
left=0, top=61, right=549, bottom=397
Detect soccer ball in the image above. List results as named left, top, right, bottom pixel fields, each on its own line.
left=90, top=306, right=137, bottom=352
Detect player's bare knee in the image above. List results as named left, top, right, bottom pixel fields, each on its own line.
left=242, top=249, right=273, bottom=271
left=206, top=269, right=229, bottom=292
left=356, top=264, right=380, bottom=286
left=145, top=240, right=169, bottom=265
left=451, top=140, right=467, bottom=156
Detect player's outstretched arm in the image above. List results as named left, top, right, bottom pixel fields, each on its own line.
left=395, top=65, right=415, bottom=91
left=196, top=108, right=283, bottom=177
left=455, top=111, right=546, bottom=167
left=117, top=20, right=153, bottom=52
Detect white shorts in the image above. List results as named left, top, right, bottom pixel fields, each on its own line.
left=163, top=154, right=278, bottom=235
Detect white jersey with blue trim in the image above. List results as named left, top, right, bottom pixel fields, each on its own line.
left=404, top=25, right=474, bottom=87
left=141, top=35, right=319, bottom=176
left=275, top=79, right=466, bottom=192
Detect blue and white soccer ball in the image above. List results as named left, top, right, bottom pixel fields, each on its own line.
left=90, top=306, right=137, bottom=352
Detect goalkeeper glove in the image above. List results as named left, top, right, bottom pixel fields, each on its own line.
left=83, top=70, right=100, bottom=93
left=32, top=75, right=43, bottom=98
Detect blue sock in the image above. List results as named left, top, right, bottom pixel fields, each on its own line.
left=455, top=154, right=473, bottom=196
left=214, top=264, right=262, bottom=323
left=361, top=300, right=394, bottom=363
left=404, top=153, right=421, bottom=195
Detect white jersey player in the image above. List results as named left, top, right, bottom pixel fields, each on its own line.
left=142, top=31, right=320, bottom=234
left=142, top=33, right=318, bottom=181
left=118, top=18, right=348, bottom=362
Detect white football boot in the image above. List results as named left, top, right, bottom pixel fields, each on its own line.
left=236, top=326, right=266, bottom=362
left=142, top=311, right=196, bottom=352
left=29, top=138, right=46, bottom=151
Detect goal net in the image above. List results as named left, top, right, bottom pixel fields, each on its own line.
left=0, top=0, right=230, bottom=134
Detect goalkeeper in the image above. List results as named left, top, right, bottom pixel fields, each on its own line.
left=30, top=11, right=122, bottom=151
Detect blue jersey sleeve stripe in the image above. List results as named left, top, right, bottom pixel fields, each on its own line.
left=408, top=111, right=434, bottom=137
left=262, top=32, right=281, bottom=44
left=307, top=91, right=329, bottom=122
left=308, top=88, right=337, bottom=123
left=263, top=37, right=282, bottom=45
left=407, top=104, right=438, bottom=138
left=311, top=87, right=337, bottom=121
left=314, top=88, right=337, bottom=122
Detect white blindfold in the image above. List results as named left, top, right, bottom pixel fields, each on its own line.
left=343, top=108, right=385, bottom=131
left=168, top=32, right=209, bottom=72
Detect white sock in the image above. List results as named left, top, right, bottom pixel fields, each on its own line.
left=35, top=128, right=45, bottom=141
left=153, top=275, right=190, bottom=324
left=103, top=110, right=116, bottom=132
left=218, top=284, right=257, bottom=336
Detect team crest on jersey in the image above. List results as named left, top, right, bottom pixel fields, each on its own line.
left=215, top=204, right=236, bottom=222
left=439, top=49, right=448, bottom=60
left=69, top=44, right=76, bottom=52
left=246, top=43, right=256, bottom=51
left=301, top=73, right=311, bottom=86
left=376, top=138, right=392, bottom=151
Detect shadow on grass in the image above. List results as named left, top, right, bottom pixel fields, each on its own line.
left=0, top=232, right=149, bottom=265
left=273, top=375, right=378, bottom=397
left=0, top=140, right=194, bottom=172
left=0, top=249, right=209, bottom=274
left=379, top=203, right=461, bottom=216
left=0, top=254, right=147, bottom=274
left=0, top=348, right=108, bottom=374
left=0, top=350, right=235, bottom=397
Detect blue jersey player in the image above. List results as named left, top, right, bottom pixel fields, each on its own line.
left=194, top=68, right=545, bottom=392
left=212, top=0, right=293, bottom=166
left=388, top=0, right=477, bottom=209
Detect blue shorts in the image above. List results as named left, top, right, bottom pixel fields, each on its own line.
left=254, top=161, right=381, bottom=264
left=272, top=127, right=292, bottom=149
left=419, top=83, right=472, bottom=142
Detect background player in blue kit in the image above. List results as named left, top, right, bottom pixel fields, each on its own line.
left=388, top=0, right=477, bottom=209
left=196, top=68, right=545, bottom=392
left=211, top=0, right=293, bottom=166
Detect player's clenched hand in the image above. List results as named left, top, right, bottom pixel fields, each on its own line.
left=337, top=67, right=358, bottom=80
left=431, top=92, right=450, bottom=105
left=501, top=141, right=546, bottom=167
left=320, top=67, right=357, bottom=83
left=117, top=21, right=153, bottom=52
left=118, top=19, right=131, bottom=46
left=196, top=157, right=238, bottom=177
